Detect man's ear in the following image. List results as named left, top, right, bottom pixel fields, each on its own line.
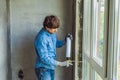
left=45, top=26, right=47, bottom=29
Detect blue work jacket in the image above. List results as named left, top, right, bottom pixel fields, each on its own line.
left=34, top=28, right=65, bottom=70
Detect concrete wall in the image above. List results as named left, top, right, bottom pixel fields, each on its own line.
left=10, top=0, right=73, bottom=80
left=74, top=0, right=83, bottom=80
left=0, top=0, right=9, bottom=80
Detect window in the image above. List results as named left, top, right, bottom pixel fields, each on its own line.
left=112, top=0, right=120, bottom=80
left=83, top=0, right=91, bottom=56
left=82, top=0, right=107, bottom=80
left=82, top=58, right=90, bottom=80
left=94, top=71, right=103, bottom=80
left=92, top=0, right=105, bottom=66
left=82, top=0, right=120, bottom=80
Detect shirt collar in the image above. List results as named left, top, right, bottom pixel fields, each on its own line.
left=42, top=27, right=52, bottom=36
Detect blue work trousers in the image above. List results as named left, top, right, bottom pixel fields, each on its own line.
left=35, top=67, right=54, bottom=80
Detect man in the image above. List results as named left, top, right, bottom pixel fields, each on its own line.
left=34, top=15, right=72, bottom=80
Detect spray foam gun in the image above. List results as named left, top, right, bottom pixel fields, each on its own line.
left=65, top=34, right=82, bottom=63
left=66, top=33, right=73, bottom=61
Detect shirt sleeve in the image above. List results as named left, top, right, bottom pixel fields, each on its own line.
left=35, top=37, right=58, bottom=67
left=56, top=40, right=65, bottom=48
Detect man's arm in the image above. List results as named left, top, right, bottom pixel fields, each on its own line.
left=56, top=40, right=65, bottom=48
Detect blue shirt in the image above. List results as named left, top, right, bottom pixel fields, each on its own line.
left=34, top=28, right=65, bottom=70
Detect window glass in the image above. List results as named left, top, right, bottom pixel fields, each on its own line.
left=82, top=58, right=90, bottom=80
left=118, top=1, right=120, bottom=79
left=83, top=0, right=91, bottom=56
left=113, top=0, right=120, bottom=80
left=118, top=47, right=120, bottom=79
left=92, top=0, right=105, bottom=66
left=95, top=71, right=103, bottom=80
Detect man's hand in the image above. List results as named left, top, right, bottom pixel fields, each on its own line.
left=65, top=33, right=73, bottom=42
left=58, top=60, right=73, bottom=67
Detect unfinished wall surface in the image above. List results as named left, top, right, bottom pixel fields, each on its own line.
left=10, top=0, right=73, bottom=80
left=0, top=0, right=9, bottom=80
left=74, top=0, right=83, bottom=80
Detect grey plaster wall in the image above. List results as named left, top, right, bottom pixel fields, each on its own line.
left=10, top=0, right=73, bottom=80
left=0, top=0, right=9, bottom=80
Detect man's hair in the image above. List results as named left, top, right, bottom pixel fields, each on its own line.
left=43, top=15, right=60, bottom=28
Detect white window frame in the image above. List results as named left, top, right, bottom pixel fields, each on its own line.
left=82, top=0, right=108, bottom=80
left=107, top=0, right=120, bottom=80
left=82, top=0, right=120, bottom=80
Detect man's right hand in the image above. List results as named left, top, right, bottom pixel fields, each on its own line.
left=58, top=60, right=73, bottom=67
